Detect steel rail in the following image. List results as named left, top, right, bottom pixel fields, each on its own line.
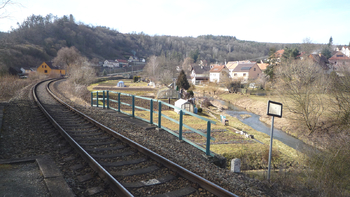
left=33, top=79, right=133, bottom=197
left=37, top=78, right=238, bottom=197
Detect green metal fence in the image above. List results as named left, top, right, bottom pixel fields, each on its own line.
left=91, top=90, right=216, bottom=156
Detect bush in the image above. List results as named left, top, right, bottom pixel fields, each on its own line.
left=304, top=135, right=350, bottom=196
left=202, top=98, right=212, bottom=107
left=133, top=76, right=140, bottom=82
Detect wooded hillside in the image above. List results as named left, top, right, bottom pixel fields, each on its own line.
left=0, top=14, right=301, bottom=70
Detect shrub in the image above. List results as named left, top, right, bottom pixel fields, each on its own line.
left=202, top=98, right=212, bottom=107
left=133, top=76, right=140, bottom=82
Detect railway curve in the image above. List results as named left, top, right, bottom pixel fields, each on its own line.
left=33, top=78, right=239, bottom=197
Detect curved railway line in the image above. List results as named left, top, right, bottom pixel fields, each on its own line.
left=33, top=79, right=238, bottom=197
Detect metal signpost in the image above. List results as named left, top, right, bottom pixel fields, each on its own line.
left=266, top=100, right=283, bottom=181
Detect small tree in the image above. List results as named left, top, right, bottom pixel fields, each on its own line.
left=274, top=59, right=327, bottom=134
left=176, top=70, right=190, bottom=90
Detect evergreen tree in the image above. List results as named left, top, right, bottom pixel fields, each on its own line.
left=321, top=47, right=332, bottom=59
left=328, top=36, right=333, bottom=46
left=176, top=70, right=190, bottom=90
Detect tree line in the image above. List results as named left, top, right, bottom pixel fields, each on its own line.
left=0, top=14, right=304, bottom=73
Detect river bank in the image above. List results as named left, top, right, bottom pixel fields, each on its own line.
left=207, top=93, right=302, bottom=137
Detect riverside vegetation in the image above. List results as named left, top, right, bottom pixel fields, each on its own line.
left=88, top=74, right=350, bottom=196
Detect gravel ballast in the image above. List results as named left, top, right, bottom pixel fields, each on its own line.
left=53, top=80, right=285, bottom=197
left=0, top=79, right=286, bottom=196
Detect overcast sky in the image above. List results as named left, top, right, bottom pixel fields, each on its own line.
left=1, top=0, right=350, bottom=45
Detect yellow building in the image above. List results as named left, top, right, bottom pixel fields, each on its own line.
left=37, top=62, right=65, bottom=75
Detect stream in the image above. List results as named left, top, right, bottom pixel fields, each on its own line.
left=218, top=100, right=316, bottom=154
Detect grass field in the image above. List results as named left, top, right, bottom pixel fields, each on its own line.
left=87, top=79, right=301, bottom=170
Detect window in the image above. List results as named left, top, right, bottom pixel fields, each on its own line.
left=254, top=68, right=256, bottom=71
left=45, top=65, right=47, bottom=68
left=183, top=103, right=191, bottom=111
left=44, top=70, right=47, bottom=73
left=243, top=73, right=246, bottom=76
left=234, top=73, right=237, bottom=76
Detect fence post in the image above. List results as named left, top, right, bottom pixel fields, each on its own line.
left=132, top=95, right=135, bottom=118
left=107, top=91, right=109, bottom=109
left=206, top=121, right=211, bottom=156
left=96, top=92, right=99, bottom=108
left=179, top=110, right=183, bottom=140
left=103, top=91, right=105, bottom=109
left=150, top=99, right=153, bottom=124
left=118, top=93, right=121, bottom=112
left=158, top=101, right=162, bottom=129
left=91, top=92, right=93, bottom=107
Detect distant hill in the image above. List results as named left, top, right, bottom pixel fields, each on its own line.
left=0, top=14, right=302, bottom=70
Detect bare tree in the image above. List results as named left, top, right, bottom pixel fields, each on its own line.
left=0, top=0, right=21, bottom=20
left=53, top=46, right=84, bottom=72
left=330, top=67, right=350, bottom=127
left=274, top=59, right=328, bottom=134
left=144, top=55, right=159, bottom=81
left=182, top=57, right=194, bottom=76
left=301, top=37, right=315, bottom=56
left=0, top=0, right=11, bottom=19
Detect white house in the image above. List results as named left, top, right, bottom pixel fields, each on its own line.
left=190, top=65, right=210, bottom=85
left=103, top=60, right=119, bottom=68
left=209, top=65, right=229, bottom=83
left=336, top=46, right=350, bottom=57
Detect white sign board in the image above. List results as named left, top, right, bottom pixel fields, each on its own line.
left=267, top=100, right=282, bottom=118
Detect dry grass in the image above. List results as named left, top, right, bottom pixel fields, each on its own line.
left=97, top=79, right=149, bottom=87
left=0, top=75, right=34, bottom=101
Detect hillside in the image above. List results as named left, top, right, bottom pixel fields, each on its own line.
left=0, top=14, right=302, bottom=70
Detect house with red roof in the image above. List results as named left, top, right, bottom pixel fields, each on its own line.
left=328, top=51, right=350, bottom=69
left=209, top=65, right=229, bottom=83
left=257, top=60, right=269, bottom=71
left=336, top=46, right=350, bottom=57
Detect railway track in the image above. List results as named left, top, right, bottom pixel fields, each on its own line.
left=33, top=79, right=238, bottom=197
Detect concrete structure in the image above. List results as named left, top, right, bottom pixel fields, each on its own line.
left=231, top=158, right=241, bottom=173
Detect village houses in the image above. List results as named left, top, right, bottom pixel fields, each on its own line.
left=230, top=62, right=262, bottom=83
left=209, top=65, right=229, bottom=83
left=328, top=51, right=350, bottom=69
left=190, top=65, right=211, bottom=85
